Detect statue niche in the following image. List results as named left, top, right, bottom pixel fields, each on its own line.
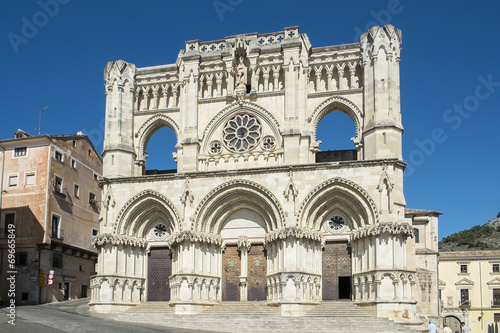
left=235, top=55, right=249, bottom=93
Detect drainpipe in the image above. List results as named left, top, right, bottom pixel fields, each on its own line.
left=0, top=144, right=5, bottom=215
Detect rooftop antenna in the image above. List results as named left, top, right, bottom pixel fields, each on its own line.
left=37, top=107, right=48, bottom=135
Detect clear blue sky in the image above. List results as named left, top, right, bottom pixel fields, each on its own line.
left=1, top=0, right=499, bottom=239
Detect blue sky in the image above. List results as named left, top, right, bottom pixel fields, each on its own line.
left=1, top=0, right=499, bottom=239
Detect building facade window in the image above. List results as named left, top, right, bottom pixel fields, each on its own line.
left=74, top=184, right=80, bottom=198
left=54, top=150, right=64, bottom=162
left=51, top=214, right=61, bottom=239
left=460, top=264, right=468, bottom=274
left=71, top=159, right=77, bottom=169
left=8, top=174, right=18, bottom=187
left=54, top=176, right=63, bottom=193
left=14, top=147, right=27, bottom=157
left=16, top=252, right=28, bottom=266
left=495, top=313, right=500, bottom=322
left=52, top=253, right=63, bottom=268
left=89, top=192, right=96, bottom=205
left=92, top=228, right=99, bottom=237
left=493, top=263, right=499, bottom=273
left=460, top=288, right=470, bottom=307
left=2, top=213, right=15, bottom=237
left=493, top=289, right=500, bottom=307
left=25, top=172, right=36, bottom=186
left=414, top=228, right=420, bottom=243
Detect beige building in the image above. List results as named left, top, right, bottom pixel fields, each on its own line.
left=0, top=129, right=102, bottom=304
left=440, top=250, right=500, bottom=332
left=89, top=25, right=440, bottom=327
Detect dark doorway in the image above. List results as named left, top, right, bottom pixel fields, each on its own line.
left=147, top=247, right=172, bottom=301
left=64, top=282, right=70, bottom=300
left=247, top=245, right=267, bottom=301
left=338, top=276, right=351, bottom=299
left=222, top=245, right=240, bottom=301
left=322, top=241, right=352, bottom=300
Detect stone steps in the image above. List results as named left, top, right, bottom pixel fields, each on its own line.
left=115, top=301, right=422, bottom=333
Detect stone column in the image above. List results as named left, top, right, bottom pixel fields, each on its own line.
left=237, top=236, right=251, bottom=301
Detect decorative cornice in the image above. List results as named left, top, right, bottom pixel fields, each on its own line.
left=265, top=227, right=323, bottom=244
left=166, top=230, right=223, bottom=247
left=91, top=234, right=148, bottom=249
left=104, top=158, right=406, bottom=185
left=350, top=222, right=414, bottom=240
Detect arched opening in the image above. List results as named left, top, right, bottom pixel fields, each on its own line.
left=316, top=110, right=357, bottom=163
left=444, top=315, right=462, bottom=332
left=144, top=127, right=177, bottom=175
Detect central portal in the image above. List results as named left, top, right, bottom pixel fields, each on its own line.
left=147, top=247, right=172, bottom=301
left=322, top=241, right=352, bottom=300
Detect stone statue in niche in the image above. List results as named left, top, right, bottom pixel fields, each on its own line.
left=235, top=56, right=247, bottom=90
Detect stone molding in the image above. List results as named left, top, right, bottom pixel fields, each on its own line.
left=101, top=158, right=406, bottom=184
left=91, top=233, right=148, bottom=249
left=265, top=226, right=323, bottom=244
left=166, top=230, right=223, bottom=247
left=350, top=222, right=414, bottom=240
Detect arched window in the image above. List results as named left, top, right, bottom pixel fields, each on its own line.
left=316, top=110, right=357, bottom=163
left=413, top=228, right=420, bottom=244
left=145, top=127, right=177, bottom=175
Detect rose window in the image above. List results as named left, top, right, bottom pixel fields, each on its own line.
left=153, top=223, right=168, bottom=239
left=328, top=216, right=345, bottom=231
left=223, top=114, right=262, bottom=152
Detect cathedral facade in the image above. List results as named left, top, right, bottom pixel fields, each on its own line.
left=89, top=26, right=439, bottom=323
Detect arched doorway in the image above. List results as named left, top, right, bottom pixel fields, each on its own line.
left=147, top=247, right=172, bottom=301
left=444, top=315, right=462, bottom=333
left=221, top=209, right=267, bottom=301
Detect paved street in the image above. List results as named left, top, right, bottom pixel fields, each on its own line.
left=0, top=299, right=217, bottom=333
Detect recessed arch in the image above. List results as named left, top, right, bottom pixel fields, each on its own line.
left=135, top=114, right=180, bottom=163
left=298, top=177, right=379, bottom=231
left=114, top=189, right=181, bottom=237
left=310, top=96, right=363, bottom=142
left=192, top=179, right=285, bottom=234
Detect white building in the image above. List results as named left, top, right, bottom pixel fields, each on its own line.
left=89, top=25, right=440, bottom=325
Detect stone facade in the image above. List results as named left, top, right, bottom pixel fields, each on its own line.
left=89, top=25, right=439, bottom=324
left=0, top=130, right=101, bottom=304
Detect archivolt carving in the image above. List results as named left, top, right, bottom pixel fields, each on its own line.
left=298, top=177, right=379, bottom=230
left=200, top=101, right=281, bottom=152
left=309, top=96, right=363, bottom=140
left=135, top=114, right=180, bottom=161
left=113, top=189, right=181, bottom=235
left=192, top=179, right=285, bottom=233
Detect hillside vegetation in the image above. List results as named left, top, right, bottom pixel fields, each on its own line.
left=439, top=215, right=500, bottom=252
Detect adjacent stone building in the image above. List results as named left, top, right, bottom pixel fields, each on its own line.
left=0, top=130, right=102, bottom=304
left=89, top=25, right=440, bottom=324
left=440, top=250, right=500, bottom=331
